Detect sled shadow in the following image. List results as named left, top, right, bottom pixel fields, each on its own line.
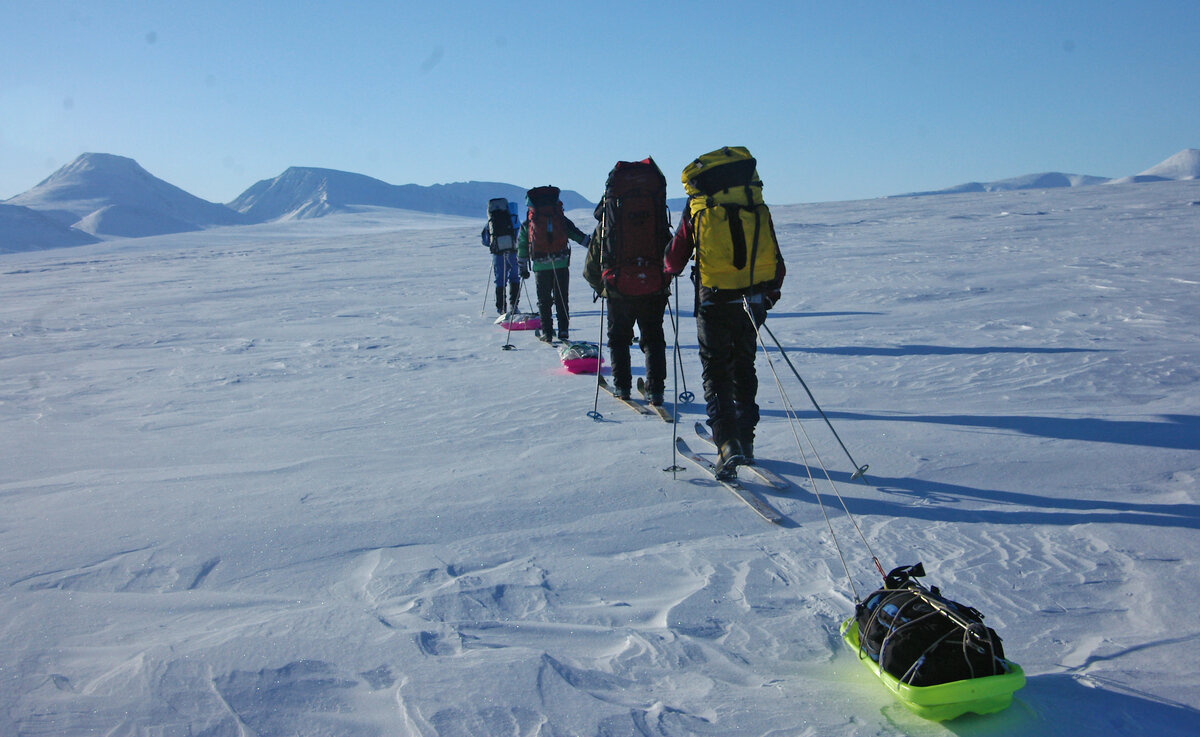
left=936, top=672, right=1200, bottom=737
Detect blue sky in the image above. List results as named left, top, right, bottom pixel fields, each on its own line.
left=2, top=0, right=1197, bottom=205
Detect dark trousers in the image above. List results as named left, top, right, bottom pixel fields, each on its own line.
left=535, top=267, right=570, bottom=334
left=696, top=300, right=766, bottom=447
left=607, top=294, right=668, bottom=394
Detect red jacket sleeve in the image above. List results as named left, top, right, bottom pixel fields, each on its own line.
left=663, top=212, right=695, bottom=275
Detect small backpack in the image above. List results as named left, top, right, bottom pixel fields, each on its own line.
left=526, top=186, right=569, bottom=257
left=855, top=563, right=1007, bottom=687
left=598, top=158, right=671, bottom=297
left=682, top=147, right=780, bottom=292
left=487, top=197, right=516, bottom=252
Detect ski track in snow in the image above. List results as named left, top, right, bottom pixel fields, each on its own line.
left=2, top=184, right=1200, bottom=735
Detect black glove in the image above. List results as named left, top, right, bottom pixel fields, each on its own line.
left=763, top=290, right=780, bottom=310
left=520, top=264, right=531, bottom=280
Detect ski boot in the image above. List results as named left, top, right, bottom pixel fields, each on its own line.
left=507, top=282, right=520, bottom=313
left=715, top=438, right=746, bottom=481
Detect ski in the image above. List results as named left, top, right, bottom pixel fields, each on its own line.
left=675, top=437, right=784, bottom=525
left=692, top=421, right=790, bottom=490
left=598, top=376, right=651, bottom=415
left=635, top=378, right=674, bottom=423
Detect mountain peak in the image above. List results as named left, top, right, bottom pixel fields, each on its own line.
left=7, top=153, right=245, bottom=237
left=1136, top=148, right=1200, bottom=180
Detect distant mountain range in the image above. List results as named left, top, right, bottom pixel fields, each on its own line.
left=1, top=153, right=593, bottom=253
left=3, top=149, right=1198, bottom=253
left=897, top=148, right=1199, bottom=197
left=228, top=167, right=593, bottom=222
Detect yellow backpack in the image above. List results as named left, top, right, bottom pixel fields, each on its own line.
left=683, top=147, right=779, bottom=291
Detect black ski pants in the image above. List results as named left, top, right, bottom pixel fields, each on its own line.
left=696, top=299, right=767, bottom=447
left=535, top=266, right=570, bottom=335
left=607, top=293, right=668, bottom=394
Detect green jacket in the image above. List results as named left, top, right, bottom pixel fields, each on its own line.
left=517, top=216, right=588, bottom=272
left=582, top=223, right=606, bottom=295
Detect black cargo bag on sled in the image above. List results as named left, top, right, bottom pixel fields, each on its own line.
left=854, top=563, right=1007, bottom=687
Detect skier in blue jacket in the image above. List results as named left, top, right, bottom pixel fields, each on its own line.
left=482, top=200, right=523, bottom=314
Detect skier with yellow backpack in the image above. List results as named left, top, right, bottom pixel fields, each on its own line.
left=664, top=147, right=786, bottom=478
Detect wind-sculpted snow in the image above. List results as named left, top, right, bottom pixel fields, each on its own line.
left=2, top=180, right=1200, bottom=735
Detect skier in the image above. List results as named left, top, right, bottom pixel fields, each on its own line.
left=517, top=186, right=589, bottom=342
left=482, top=198, right=522, bottom=314
left=664, top=147, right=785, bottom=478
left=583, top=158, right=671, bottom=403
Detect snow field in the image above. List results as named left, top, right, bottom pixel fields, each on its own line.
left=2, top=181, right=1199, bottom=735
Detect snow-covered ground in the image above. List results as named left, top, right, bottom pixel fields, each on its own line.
left=2, top=180, right=1199, bottom=736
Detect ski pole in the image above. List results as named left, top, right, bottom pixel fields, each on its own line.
left=501, top=307, right=517, bottom=351
left=666, top=294, right=694, bottom=404
left=501, top=258, right=521, bottom=351
left=664, top=276, right=685, bottom=473
left=588, top=296, right=605, bottom=421
left=481, top=259, right=496, bottom=317
left=759, top=321, right=869, bottom=481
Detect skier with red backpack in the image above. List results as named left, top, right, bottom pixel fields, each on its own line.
left=583, top=158, right=672, bottom=403
left=517, top=186, right=589, bottom=342
left=664, top=147, right=786, bottom=479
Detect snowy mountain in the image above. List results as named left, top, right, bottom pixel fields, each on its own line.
left=899, top=149, right=1200, bottom=197
left=4, top=153, right=248, bottom=238
left=900, top=171, right=1110, bottom=197
left=0, top=203, right=100, bottom=253
left=2, top=155, right=595, bottom=249
left=1110, top=148, right=1200, bottom=184
left=229, top=167, right=594, bottom=222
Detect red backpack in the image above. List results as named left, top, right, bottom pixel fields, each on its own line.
left=598, top=158, right=670, bottom=296
left=526, top=186, right=569, bottom=256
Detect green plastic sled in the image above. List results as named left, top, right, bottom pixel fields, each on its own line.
left=840, top=618, right=1025, bottom=721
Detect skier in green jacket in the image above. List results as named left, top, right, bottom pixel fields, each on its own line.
left=517, top=186, right=589, bottom=342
